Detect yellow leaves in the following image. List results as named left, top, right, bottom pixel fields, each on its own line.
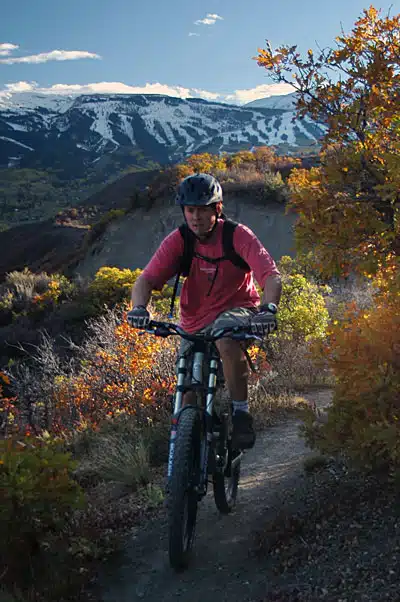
left=177, top=152, right=228, bottom=177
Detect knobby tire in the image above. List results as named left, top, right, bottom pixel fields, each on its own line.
left=168, top=406, right=202, bottom=570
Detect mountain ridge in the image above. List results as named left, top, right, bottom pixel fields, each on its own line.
left=0, top=93, right=323, bottom=176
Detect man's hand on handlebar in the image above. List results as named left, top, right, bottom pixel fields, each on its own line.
left=127, top=306, right=151, bottom=329
left=250, top=303, right=278, bottom=336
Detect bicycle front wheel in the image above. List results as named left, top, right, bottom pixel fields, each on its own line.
left=168, top=406, right=202, bottom=570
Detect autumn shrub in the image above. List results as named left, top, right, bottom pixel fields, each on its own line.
left=61, top=312, right=175, bottom=427
left=1, top=301, right=177, bottom=441
left=303, top=283, right=400, bottom=474
left=0, top=269, right=76, bottom=323
left=262, top=170, right=289, bottom=203
left=261, top=263, right=331, bottom=390
left=0, top=436, right=85, bottom=586
left=86, top=265, right=173, bottom=315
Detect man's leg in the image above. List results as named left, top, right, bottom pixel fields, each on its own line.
left=213, top=309, right=256, bottom=449
left=215, top=338, right=248, bottom=400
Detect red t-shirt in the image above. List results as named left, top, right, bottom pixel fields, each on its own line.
left=142, top=219, right=280, bottom=333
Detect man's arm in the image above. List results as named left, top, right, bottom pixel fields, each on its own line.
left=261, top=273, right=282, bottom=306
left=131, top=274, right=154, bottom=308
left=233, top=225, right=282, bottom=307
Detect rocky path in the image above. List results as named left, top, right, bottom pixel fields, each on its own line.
left=99, top=390, right=332, bottom=602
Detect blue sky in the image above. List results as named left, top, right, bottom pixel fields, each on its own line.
left=1, top=0, right=399, bottom=104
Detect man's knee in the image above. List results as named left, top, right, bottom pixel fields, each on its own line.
left=216, top=338, right=244, bottom=360
left=216, top=339, right=248, bottom=377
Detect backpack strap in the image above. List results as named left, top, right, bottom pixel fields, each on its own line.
left=178, top=224, right=195, bottom=277
left=169, top=224, right=195, bottom=318
left=222, top=220, right=251, bottom=272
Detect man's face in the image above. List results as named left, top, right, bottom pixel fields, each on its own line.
left=184, top=205, right=217, bottom=238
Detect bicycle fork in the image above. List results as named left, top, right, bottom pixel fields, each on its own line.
left=167, top=353, right=220, bottom=499
left=167, top=355, right=187, bottom=479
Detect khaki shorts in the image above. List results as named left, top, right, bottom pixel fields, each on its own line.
left=176, top=307, right=256, bottom=384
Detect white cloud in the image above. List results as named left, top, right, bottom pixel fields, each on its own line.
left=188, top=32, right=200, bottom=37
left=194, top=13, right=223, bottom=25
left=225, top=83, right=294, bottom=104
left=3, top=81, right=35, bottom=92
left=0, top=80, right=293, bottom=106
left=0, top=50, right=101, bottom=65
left=0, top=43, right=19, bottom=56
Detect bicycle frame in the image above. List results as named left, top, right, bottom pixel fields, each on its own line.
left=169, top=338, right=221, bottom=497
left=139, top=320, right=266, bottom=497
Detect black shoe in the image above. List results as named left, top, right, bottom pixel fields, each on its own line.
left=232, top=411, right=256, bottom=449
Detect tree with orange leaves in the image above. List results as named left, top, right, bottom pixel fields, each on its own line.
left=256, top=6, right=399, bottom=278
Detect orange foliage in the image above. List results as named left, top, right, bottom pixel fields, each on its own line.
left=0, top=318, right=176, bottom=437
left=55, top=318, right=176, bottom=430
left=312, top=283, right=400, bottom=469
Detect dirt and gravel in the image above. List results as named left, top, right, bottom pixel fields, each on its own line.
left=97, top=389, right=400, bottom=602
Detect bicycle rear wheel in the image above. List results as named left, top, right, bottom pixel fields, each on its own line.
left=213, top=419, right=241, bottom=514
left=168, top=406, right=202, bottom=570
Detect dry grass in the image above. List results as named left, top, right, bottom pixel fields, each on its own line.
left=263, top=338, right=335, bottom=393
left=76, top=433, right=151, bottom=490
left=250, top=384, right=310, bottom=429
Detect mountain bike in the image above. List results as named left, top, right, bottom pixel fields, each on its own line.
left=138, top=319, right=263, bottom=570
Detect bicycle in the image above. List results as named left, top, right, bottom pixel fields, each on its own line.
left=136, top=319, right=264, bottom=570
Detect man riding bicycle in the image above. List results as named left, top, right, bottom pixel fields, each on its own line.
left=127, top=173, right=282, bottom=449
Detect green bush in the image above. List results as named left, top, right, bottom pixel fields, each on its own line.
left=278, top=273, right=330, bottom=341
left=257, top=259, right=331, bottom=390
left=0, top=436, right=85, bottom=581
left=260, top=261, right=330, bottom=342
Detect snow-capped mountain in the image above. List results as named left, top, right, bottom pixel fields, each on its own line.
left=0, top=92, right=323, bottom=174
left=245, top=92, right=297, bottom=110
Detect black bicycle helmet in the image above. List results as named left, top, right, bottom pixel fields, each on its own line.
left=175, top=173, right=223, bottom=206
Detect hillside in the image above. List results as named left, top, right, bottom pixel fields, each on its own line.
left=0, top=180, right=296, bottom=280
left=75, top=189, right=296, bottom=279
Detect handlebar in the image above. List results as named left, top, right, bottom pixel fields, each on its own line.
left=140, top=320, right=265, bottom=343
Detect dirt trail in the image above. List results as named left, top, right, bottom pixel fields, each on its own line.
left=99, top=390, right=332, bottom=602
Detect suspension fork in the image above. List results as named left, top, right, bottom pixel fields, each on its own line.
left=197, top=356, right=219, bottom=491
left=167, top=356, right=187, bottom=479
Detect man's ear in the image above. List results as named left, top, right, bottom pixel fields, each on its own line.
left=215, top=201, right=223, bottom=216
